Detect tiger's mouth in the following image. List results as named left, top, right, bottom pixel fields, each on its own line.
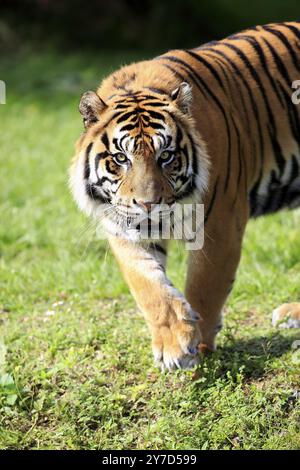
left=101, top=201, right=176, bottom=239
left=114, top=203, right=173, bottom=224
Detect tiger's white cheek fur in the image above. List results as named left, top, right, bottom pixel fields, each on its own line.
left=69, top=150, right=99, bottom=218
left=194, top=141, right=210, bottom=196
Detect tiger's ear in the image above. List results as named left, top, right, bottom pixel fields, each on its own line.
left=79, top=91, right=107, bottom=129
left=171, top=82, right=192, bottom=113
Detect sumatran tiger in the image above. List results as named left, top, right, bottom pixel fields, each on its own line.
left=70, top=22, right=300, bottom=371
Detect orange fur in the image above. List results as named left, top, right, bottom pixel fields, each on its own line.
left=70, top=22, right=300, bottom=370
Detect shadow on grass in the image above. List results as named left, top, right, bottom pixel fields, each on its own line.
left=196, top=331, right=300, bottom=383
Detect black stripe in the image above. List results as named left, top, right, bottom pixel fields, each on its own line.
left=157, top=132, right=169, bottom=147
left=140, top=114, right=149, bottom=125
left=101, top=132, right=110, bottom=150
left=96, top=175, right=116, bottom=186
left=175, top=179, right=196, bottom=201
left=160, top=55, right=210, bottom=98
left=112, top=137, right=121, bottom=151
left=260, top=170, right=282, bottom=215
left=234, top=35, right=288, bottom=181
left=114, top=96, right=136, bottom=104
left=115, top=103, right=130, bottom=110
left=140, top=101, right=168, bottom=107
left=105, top=159, right=119, bottom=175
left=180, top=144, right=190, bottom=176
left=230, top=35, right=284, bottom=107
left=279, top=23, right=300, bottom=43
left=95, top=151, right=109, bottom=173
left=84, top=142, right=93, bottom=179
left=202, top=47, right=265, bottom=182
left=222, top=42, right=277, bottom=134
left=187, top=132, right=198, bottom=178
left=144, top=86, right=169, bottom=95
left=148, top=122, right=164, bottom=130
left=207, top=51, right=255, bottom=181
left=267, top=124, right=286, bottom=175
left=120, top=123, right=138, bottom=132
left=289, top=155, right=300, bottom=183
left=149, top=243, right=167, bottom=256
left=145, top=109, right=166, bottom=121
left=262, top=25, right=300, bottom=72
left=204, top=178, right=218, bottom=224
left=261, top=38, right=293, bottom=90
left=185, top=49, right=226, bottom=90
left=189, top=47, right=245, bottom=197
left=137, top=94, right=165, bottom=101
left=158, top=62, right=188, bottom=87
left=116, top=111, right=136, bottom=124
left=230, top=114, right=243, bottom=202
left=249, top=178, right=263, bottom=217
left=117, top=134, right=129, bottom=153
left=250, top=155, right=300, bottom=217
left=101, top=112, right=124, bottom=130
left=175, top=124, right=183, bottom=148
left=166, top=110, right=198, bottom=182
left=85, top=183, right=110, bottom=203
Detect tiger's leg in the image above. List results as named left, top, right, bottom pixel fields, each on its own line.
left=108, top=236, right=202, bottom=370
left=272, top=303, right=300, bottom=329
left=185, top=198, right=249, bottom=352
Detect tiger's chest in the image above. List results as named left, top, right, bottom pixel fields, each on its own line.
left=249, top=154, right=300, bottom=217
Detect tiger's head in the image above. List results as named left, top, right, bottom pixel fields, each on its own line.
left=70, top=66, right=209, bottom=240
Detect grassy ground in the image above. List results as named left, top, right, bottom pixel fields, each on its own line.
left=0, top=47, right=299, bottom=450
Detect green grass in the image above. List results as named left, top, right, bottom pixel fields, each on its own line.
left=0, top=47, right=299, bottom=450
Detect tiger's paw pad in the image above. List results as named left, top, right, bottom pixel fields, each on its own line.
left=272, top=303, right=300, bottom=329
left=152, top=320, right=201, bottom=371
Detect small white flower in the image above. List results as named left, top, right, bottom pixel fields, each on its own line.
left=45, top=310, right=56, bottom=317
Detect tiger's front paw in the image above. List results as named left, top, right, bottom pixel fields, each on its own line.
left=151, top=314, right=201, bottom=371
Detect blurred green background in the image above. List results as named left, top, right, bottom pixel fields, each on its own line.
left=0, top=0, right=300, bottom=53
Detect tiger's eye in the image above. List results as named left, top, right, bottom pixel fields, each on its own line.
left=159, top=150, right=174, bottom=164
left=114, top=153, right=128, bottom=164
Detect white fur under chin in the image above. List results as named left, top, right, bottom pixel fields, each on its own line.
left=69, top=150, right=98, bottom=217
left=101, top=217, right=143, bottom=242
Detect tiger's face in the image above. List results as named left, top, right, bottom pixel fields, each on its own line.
left=70, top=82, right=209, bottom=239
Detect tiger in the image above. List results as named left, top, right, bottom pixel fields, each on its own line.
left=70, top=22, right=300, bottom=371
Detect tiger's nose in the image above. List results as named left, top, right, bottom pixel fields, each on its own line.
left=133, top=198, right=162, bottom=212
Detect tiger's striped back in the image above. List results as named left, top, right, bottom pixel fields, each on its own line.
left=71, top=22, right=300, bottom=230
left=155, top=22, right=300, bottom=218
